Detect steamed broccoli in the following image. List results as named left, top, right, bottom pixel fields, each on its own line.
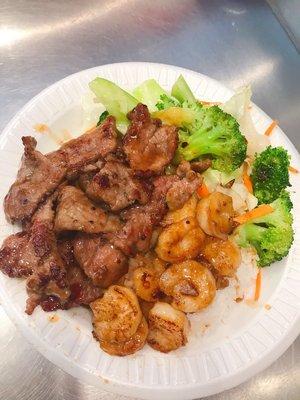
left=97, top=110, right=109, bottom=126
left=251, top=146, right=290, bottom=204
left=233, top=191, right=294, bottom=267
left=177, top=104, right=247, bottom=172
left=156, top=94, right=180, bottom=110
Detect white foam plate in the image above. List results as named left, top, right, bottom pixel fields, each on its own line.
left=0, top=62, right=299, bottom=400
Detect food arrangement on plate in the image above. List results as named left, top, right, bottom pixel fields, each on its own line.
left=0, top=73, right=295, bottom=357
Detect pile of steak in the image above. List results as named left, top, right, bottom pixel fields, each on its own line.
left=0, top=104, right=202, bottom=314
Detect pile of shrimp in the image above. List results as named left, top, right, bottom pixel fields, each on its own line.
left=91, top=192, right=242, bottom=356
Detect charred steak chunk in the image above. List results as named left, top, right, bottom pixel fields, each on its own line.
left=0, top=232, right=33, bottom=278
left=4, top=137, right=67, bottom=224
left=54, top=186, right=108, bottom=234
left=0, top=193, right=58, bottom=279
left=77, top=161, right=103, bottom=192
left=86, top=161, right=150, bottom=211
left=57, top=239, right=103, bottom=307
left=4, top=118, right=118, bottom=224
left=24, top=196, right=70, bottom=314
left=112, top=175, right=178, bottom=256
left=123, top=104, right=178, bottom=174
left=74, top=235, right=128, bottom=288
left=61, top=116, right=117, bottom=179
left=166, top=161, right=202, bottom=211
left=1, top=196, right=69, bottom=315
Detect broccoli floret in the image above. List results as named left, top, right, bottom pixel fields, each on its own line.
left=251, top=146, right=291, bottom=204
left=156, top=94, right=180, bottom=110
left=177, top=105, right=247, bottom=172
left=97, top=110, right=109, bottom=126
left=233, top=191, right=294, bottom=267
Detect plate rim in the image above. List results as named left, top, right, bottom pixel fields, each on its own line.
left=0, top=61, right=299, bottom=400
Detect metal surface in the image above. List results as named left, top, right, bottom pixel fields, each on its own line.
left=0, top=0, right=299, bottom=399
left=268, top=0, right=300, bottom=51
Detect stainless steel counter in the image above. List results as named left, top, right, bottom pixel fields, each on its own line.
left=0, top=1, right=299, bottom=399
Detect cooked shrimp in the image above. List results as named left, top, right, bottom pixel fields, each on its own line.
left=155, top=218, right=206, bottom=262
left=163, top=194, right=197, bottom=226
left=147, top=302, right=189, bottom=353
left=159, top=261, right=216, bottom=313
left=98, top=317, right=148, bottom=356
left=202, top=237, right=241, bottom=277
left=90, top=285, right=142, bottom=343
left=139, top=299, right=155, bottom=320
left=196, top=192, right=234, bottom=239
left=133, top=258, right=166, bottom=302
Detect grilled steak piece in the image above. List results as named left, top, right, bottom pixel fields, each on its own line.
left=4, top=137, right=67, bottom=224
left=73, top=235, right=128, bottom=287
left=77, top=161, right=104, bottom=191
left=61, top=116, right=117, bottom=179
left=24, top=196, right=70, bottom=314
left=123, top=104, right=178, bottom=174
left=54, top=186, right=108, bottom=234
left=1, top=195, right=69, bottom=314
left=112, top=175, right=178, bottom=256
left=4, top=118, right=117, bottom=224
left=57, top=239, right=103, bottom=307
left=0, top=192, right=59, bottom=279
left=86, top=161, right=150, bottom=211
left=0, top=232, right=33, bottom=278
left=166, top=161, right=202, bottom=211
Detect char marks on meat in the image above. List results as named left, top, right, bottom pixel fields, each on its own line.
left=4, top=118, right=117, bottom=224
left=24, top=196, right=70, bottom=314
left=0, top=192, right=60, bottom=279
left=54, top=186, right=108, bottom=233
left=57, top=239, right=103, bottom=307
left=123, top=104, right=178, bottom=174
left=112, top=175, right=178, bottom=256
left=61, top=116, right=117, bottom=179
left=4, top=137, right=67, bottom=224
left=0, top=232, right=33, bottom=278
left=86, top=161, right=150, bottom=211
left=77, top=161, right=103, bottom=192
left=1, top=194, right=70, bottom=315
left=73, top=235, right=128, bottom=287
left=166, top=161, right=202, bottom=210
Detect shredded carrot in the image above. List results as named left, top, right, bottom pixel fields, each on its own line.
left=254, top=270, right=262, bottom=301
left=242, top=167, right=253, bottom=193
left=197, top=182, right=210, bottom=198
left=234, top=204, right=274, bottom=224
left=264, top=120, right=278, bottom=136
left=289, top=166, right=299, bottom=174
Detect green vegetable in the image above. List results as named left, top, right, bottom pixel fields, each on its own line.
left=233, top=191, right=294, bottom=267
left=251, top=146, right=290, bottom=204
left=89, top=77, right=138, bottom=128
left=96, top=110, right=109, bottom=126
left=133, top=79, right=169, bottom=112
left=171, top=74, right=196, bottom=104
left=177, top=105, right=247, bottom=172
left=156, top=94, right=180, bottom=110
